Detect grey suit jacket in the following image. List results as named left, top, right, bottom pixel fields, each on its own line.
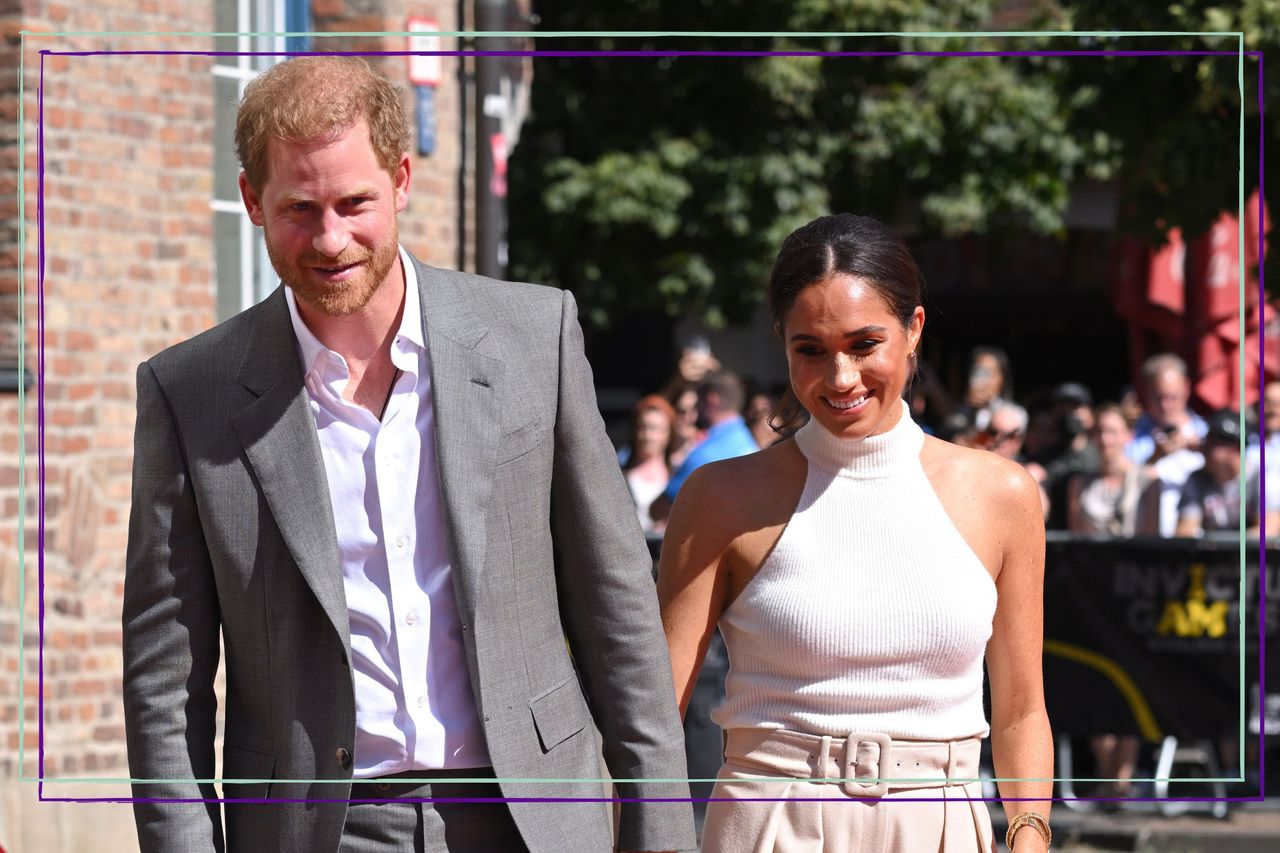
left=122, top=255, right=695, bottom=853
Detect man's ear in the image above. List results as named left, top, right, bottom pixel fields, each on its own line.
left=239, top=171, right=265, bottom=226
left=393, top=152, right=412, bottom=212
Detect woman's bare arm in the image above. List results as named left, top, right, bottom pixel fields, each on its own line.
left=655, top=465, right=734, bottom=715
left=985, top=460, right=1054, bottom=852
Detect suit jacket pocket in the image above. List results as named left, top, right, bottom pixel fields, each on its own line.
left=222, top=743, right=277, bottom=800
left=496, top=418, right=547, bottom=466
left=529, top=674, right=589, bottom=753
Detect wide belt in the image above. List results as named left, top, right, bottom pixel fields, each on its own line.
left=724, top=728, right=983, bottom=799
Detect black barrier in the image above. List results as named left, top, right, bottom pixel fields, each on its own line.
left=1043, top=533, right=1277, bottom=741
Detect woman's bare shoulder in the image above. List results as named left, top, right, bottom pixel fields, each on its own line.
left=671, top=440, right=805, bottom=529
left=920, top=434, right=1042, bottom=514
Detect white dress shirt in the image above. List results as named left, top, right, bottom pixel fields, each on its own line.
left=285, top=247, right=489, bottom=776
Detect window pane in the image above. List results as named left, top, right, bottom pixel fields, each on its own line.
left=215, top=211, right=244, bottom=322
left=251, top=0, right=282, bottom=72
left=213, top=75, right=242, bottom=202
left=214, top=0, right=240, bottom=68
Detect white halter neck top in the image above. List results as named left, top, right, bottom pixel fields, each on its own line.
left=712, top=408, right=997, bottom=740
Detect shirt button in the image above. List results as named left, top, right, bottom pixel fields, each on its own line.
left=417, top=696, right=427, bottom=708
left=405, top=610, right=418, bottom=625
left=335, top=747, right=352, bottom=769
left=395, top=534, right=408, bottom=549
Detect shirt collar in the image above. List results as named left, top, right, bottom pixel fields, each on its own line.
left=284, top=244, right=425, bottom=379
left=397, top=245, right=425, bottom=351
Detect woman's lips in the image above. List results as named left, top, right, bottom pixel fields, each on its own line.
left=821, top=393, right=870, bottom=415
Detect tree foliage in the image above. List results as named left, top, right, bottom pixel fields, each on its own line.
left=507, top=1, right=1272, bottom=328
left=1060, top=2, right=1273, bottom=243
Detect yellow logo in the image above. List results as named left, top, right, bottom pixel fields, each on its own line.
left=1155, top=563, right=1228, bottom=638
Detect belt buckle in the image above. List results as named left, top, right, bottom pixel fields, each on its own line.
left=840, top=732, right=892, bottom=798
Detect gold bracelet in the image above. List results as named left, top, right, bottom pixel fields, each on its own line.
left=1005, top=811, right=1051, bottom=849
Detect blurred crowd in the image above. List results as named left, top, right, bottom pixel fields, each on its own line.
left=920, top=347, right=1277, bottom=542
left=618, top=342, right=1279, bottom=544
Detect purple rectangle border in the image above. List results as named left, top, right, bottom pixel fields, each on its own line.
left=28, top=44, right=1268, bottom=806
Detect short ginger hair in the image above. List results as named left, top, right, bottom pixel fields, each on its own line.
left=235, top=56, right=410, bottom=192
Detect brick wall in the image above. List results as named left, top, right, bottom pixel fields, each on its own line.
left=0, top=2, right=475, bottom=848
left=1, top=15, right=218, bottom=792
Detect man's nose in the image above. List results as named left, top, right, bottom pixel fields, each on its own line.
left=312, top=209, right=350, bottom=257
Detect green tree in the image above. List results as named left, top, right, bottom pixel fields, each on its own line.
left=508, top=1, right=1105, bottom=328
left=507, top=1, right=1271, bottom=328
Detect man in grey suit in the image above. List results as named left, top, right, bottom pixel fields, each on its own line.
left=122, top=56, right=694, bottom=853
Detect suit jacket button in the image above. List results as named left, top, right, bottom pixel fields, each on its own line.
left=336, top=748, right=352, bottom=769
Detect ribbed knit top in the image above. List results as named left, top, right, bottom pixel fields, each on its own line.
left=712, top=409, right=998, bottom=740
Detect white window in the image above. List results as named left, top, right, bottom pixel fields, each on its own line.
left=212, top=0, right=291, bottom=320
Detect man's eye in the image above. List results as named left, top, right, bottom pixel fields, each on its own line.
left=794, top=347, right=822, bottom=357
left=290, top=202, right=311, bottom=212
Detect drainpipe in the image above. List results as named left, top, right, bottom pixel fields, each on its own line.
left=473, top=0, right=506, bottom=279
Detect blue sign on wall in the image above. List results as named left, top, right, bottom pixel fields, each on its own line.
left=416, top=86, right=436, bottom=157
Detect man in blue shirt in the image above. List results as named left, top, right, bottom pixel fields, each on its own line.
left=650, top=370, right=759, bottom=525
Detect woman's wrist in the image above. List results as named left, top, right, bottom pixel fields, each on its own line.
left=1006, top=811, right=1051, bottom=851
left=1010, top=825, right=1050, bottom=851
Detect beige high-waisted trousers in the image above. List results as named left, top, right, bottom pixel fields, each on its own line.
left=701, top=729, right=996, bottom=853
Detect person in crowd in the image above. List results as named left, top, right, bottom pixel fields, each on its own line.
left=673, top=335, right=721, bottom=384
left=1247, top=380, right=1280, bottom=537
left=621, top=394, right=677, bottom=534
left=121, top=56, right=693, bottom=853
left=649, top=369, right=758, bottom=526
left=959, top=345, right=1014, bottom=432
left=1125, top=355, right=1208, bottom=535
left=1039, top=383, right=1099, bottom=530
left=1066, top=402, right=1158, bottom=800
left=1176, top=409, right=1263, bottom=536
left=659, top=213, right=1052, bottom=853
left=979, top=400, right=1029, bottom=461
left=1021, top=402, right=1061, bottom=465
left=664, top=379, right=703, bottom=470
left=980, top=401, right=1051, bottom=520
left=659, top=337, right=720, bottom=467
left=1127, top=353, right=1208, bottom=465
left=744, top=385, right=782, bottom=449
left=1118, top=383, right=1144, bottom=430
left=1067, top=403, right=1158, bottom=537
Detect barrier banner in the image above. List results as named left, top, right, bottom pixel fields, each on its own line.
left=1042, top=534, right=1277, bottom=741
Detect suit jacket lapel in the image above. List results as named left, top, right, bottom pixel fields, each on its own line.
left=230, top=290, right=351, bottom=655
left=416, top=259, right=502, bottom=624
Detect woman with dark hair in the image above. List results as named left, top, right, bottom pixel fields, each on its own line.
left=658, top=214, right=1052, bottom=852
left=962, top=345, right=1014, bottom=432
left=621, top=394, right=678, bottom=534
left=663, top=380, right=704, bottom=470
